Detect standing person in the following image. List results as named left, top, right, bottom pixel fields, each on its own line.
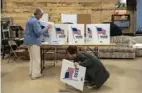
left=66, top=46, right=110, bottom=89
left=24, top=8, right=51, bottom=80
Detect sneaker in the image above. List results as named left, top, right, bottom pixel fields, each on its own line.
left=85, top=80, right=90, bottom=83
left=87, top=83, right=96, bottom=89
left=84, top=80, right=91, bottom=86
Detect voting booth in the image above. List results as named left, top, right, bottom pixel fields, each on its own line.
left=51, top=24, right=68, bottom=44
left=40, top=22, right=110, bottom=44
left=68, top=24, right=85, bottom=44
left=86, top=24, right=110, bottom=44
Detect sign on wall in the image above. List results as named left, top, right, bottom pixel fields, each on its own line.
left=86, top=24, right=110, bottom=44
left=114, top=10, right=127, bottom=14
left=68, top=24, right=84, bottom=44
left=60, top=59, right=86, bottom=91
left=61, top=14, right=77, bottom=24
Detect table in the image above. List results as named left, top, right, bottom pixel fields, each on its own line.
left=40, top=43, right=115, bottom=73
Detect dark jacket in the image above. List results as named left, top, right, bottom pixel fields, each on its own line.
left=74, top=52, right=110, bottom=88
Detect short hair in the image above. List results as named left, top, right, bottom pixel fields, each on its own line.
left=34, top=8, right=43, bottom=15
left=66, top=46, right=78, bottom=55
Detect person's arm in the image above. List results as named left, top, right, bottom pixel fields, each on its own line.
left=32, top=20, right=47, bottom=38
left=79, top=59, right=92, bottom=67
left=73, top=57, right=79, bottom=63
left=43, top=23, right=53, bottom=37
left=43, top=27, right=49, bottom=36
left=74, top=53, right=93, bottom=67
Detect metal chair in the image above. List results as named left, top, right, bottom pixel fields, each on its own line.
left=8, top=40, right=26, bottom=63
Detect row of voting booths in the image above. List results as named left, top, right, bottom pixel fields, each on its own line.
left=43, top=24, right=110, bottom=44
left=40, top=13, right=110, bottom=45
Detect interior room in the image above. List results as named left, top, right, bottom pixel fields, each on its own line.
left=1, top=0, right=142, bottom=93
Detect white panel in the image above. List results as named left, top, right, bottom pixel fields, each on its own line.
left=51, top=24, right=68, bottom=44
left=61, top=14, right=77, bottom=24
left=40, top=13, right=48, bottom=22
left=60, top=59, right=86, bottom=91
left=68, top=24, right=84, bottom=44
left=86, top=24, right=110, bottom=44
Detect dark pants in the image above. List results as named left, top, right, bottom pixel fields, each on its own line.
left=85, top=69, right=110, bottom=89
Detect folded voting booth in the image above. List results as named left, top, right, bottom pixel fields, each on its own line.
left=60, top=59, right=86, bottom=91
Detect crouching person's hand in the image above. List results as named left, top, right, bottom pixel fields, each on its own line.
left=74, top=62, right=78, bottom=68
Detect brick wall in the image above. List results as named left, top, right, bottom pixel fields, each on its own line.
left=2, top=0, right=117, bottom=27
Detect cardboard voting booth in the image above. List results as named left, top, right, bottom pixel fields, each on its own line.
left=60, top=59, right=86, bottom=91
left=86, top=24, right=110, bottom=44
left=40, top=21, right=54, bottom=43
left=52, top=24, right=68, bottom=44
left=39, top=13, right=54, bottom=43
left=40, top=21, right=49, bottom=42
left=68, top=24, right=85, bottom=44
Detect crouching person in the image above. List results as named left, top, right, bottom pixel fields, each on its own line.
left=66, top=46, right=110, bottom=89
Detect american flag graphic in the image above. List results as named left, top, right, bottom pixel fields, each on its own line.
left=96, top=27, right=106, bottom=35
left=67, top=67, right=74, bottom=79
left=55, top=27, right=64, bottom=34
left=72, top=27, right=81, bottom=35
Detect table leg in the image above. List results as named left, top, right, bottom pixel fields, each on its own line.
left=56, top=47, right=58, bottom=63
left=41, top=48, right=46, bottom=73
left=86, top=46, right=99, bottom=58
left=43, top=49, right=45, bottom=70
left=40, top=48, right=43, bottom=73
left=53, top=47, right=57, bottom=67
left=2, top=45, right=5, bottom=59
left=94, top=46, right=99, bottom=58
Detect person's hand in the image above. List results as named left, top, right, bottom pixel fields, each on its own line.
left=74, top=62, right=78, bottom=68
left=47, top=24, right=52, bottom=30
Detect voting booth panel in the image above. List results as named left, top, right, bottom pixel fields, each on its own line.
left=40, top=22, right=55, bottom=43
left=52, top=24, right=68, bottom=44
left=68, top=24, right=85, bottom=45
left=60, top=59, right=86, bottom=91
left=86, top=24, right=110, bottom=44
